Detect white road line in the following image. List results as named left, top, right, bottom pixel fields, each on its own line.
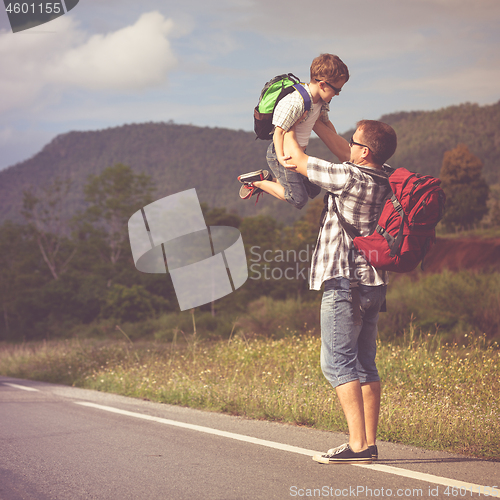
left=353, top=463, right=497, bottom=495
left=76, top=401, right=316, bottom=456
left=3, top=382, right=39, bottom=392
left=76, top=401, right=496, bottom=496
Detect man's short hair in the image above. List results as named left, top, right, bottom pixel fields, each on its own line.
left=310, top=54, right=349, bottom=83
left=357, top=120, right=397, bottom=165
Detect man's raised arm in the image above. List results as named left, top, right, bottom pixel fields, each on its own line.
left=282, top=130, right=310, bottom=177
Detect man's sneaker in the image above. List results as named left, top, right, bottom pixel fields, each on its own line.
left=369, top=445, right=378, bottom=460
left=239, top=183, right=264, bottom=201
left=238, top=169, right=272, bottom=184
left=312, top=443, right=372, bottom=464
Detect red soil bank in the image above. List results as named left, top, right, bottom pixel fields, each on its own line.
left=422, top=238, right=500, bottom=273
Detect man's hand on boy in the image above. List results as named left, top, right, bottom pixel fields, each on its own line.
left=282, top=129, right=309, bottom=177
left=278, top=155, right=297, bottom=169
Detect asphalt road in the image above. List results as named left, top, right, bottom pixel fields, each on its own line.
left=0, top=376, right=498, bottom=500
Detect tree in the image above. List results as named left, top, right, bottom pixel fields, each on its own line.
left=0, top=222, right=37, bottom=339
left=439, top=144, right=489, bottom=231
left=81, top=164, right=154, bottom=266
left=200, top=203, right=242, bottom=228
left=22, top=178, right=76, bottom=280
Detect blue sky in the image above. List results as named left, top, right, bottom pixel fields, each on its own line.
left=1, top=0, right=499, bottom=171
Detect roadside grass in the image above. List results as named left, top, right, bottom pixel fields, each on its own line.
left=378, top=270, right=500, bottom=340
left=1, top=329, right=498, bottom=460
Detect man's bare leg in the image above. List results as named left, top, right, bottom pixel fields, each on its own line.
left=335, top=380, right=369, bottom=452
left=361, top=381, right=381, bottom=447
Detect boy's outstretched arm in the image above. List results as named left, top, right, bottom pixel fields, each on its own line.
left=313, top=119, right=350, bottom=162
left=282, top=130, right=309, bottom=177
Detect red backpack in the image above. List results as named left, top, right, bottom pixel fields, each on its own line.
left=332, top=165, right=446, bottom=273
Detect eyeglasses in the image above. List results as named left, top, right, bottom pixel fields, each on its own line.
left=315, top=79, right=342, bottom=95
left=349, top=136, right=371, bottom=151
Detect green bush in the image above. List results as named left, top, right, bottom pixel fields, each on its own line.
left=379, top=271, right=500, bottom=340
left=237, top=296, right=320, bottom=338
left=101, top=284, right=161, bottom=323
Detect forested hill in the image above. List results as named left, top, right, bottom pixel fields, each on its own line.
left=0, top=101, right=498, bottom=225
left=377, top=101, right=500, bottom=182
left=0, top=122, right=337, bottom=226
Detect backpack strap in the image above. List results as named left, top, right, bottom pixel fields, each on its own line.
left=347, top=162, right=395, bottom=181
left=420, top=237, right=432, bottom=271
left=330, top=193, right=361, bottom=239
left=292, top=84, right=312, bottom=112
left=376, top=194, right=405, bottom=257
left=320, top=163, right=392, bottom=237
left=349, top=255, right=362, bottom=326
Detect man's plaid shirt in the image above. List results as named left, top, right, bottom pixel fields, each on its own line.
left=307, top=157, right=390, bottom=290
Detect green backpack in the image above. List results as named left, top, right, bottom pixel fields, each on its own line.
left=253, top=73, right=311, bottom=140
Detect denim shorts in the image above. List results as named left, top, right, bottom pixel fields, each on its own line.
left=266, top=142, right=321, bottom=209
left=320, top=277, right=387, bottom=388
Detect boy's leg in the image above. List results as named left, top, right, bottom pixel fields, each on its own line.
left=298, top=147, right=321, bottom=199
left=302, top=178, right=322, bottom=199
left=265, top=143, right=309, bottom=209
left=253, top=178, right=286, bottom=201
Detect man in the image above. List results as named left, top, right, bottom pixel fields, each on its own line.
left=274, top=119, right=397, bottom=464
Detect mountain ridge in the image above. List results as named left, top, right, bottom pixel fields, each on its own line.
left=1, top=100, right=498, bottom=226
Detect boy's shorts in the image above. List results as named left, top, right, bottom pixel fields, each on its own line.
left=266, top=143, right=321, bottom=209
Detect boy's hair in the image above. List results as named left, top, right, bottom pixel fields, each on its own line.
left=310, top=54, right=349, bottom=83
left=357, top=120, right=397, bottom=165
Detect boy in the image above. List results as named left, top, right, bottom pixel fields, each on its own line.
left=239, top=54, right=350, bottom=206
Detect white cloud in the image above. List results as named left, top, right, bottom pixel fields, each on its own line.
left=47, top=11, right=177, bottom=90
left=0, top=11, right=177, bottom=113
